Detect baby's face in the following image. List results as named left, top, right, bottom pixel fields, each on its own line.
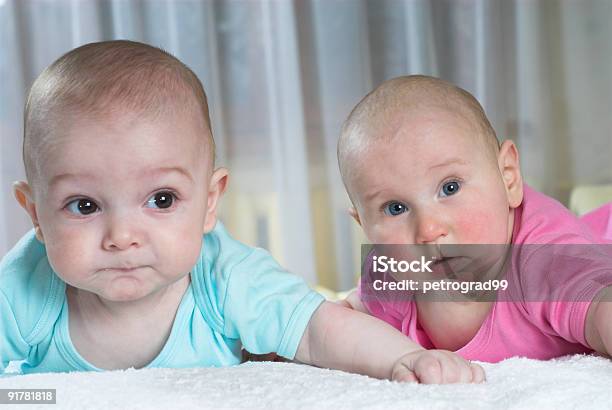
left=348, top=109, right=520, bottom=246
left=29, top=112, right=215, bottom=302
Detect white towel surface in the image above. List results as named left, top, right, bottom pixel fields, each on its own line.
left=1, top=355, right=611, bottom=409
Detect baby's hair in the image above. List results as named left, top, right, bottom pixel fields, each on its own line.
left=23, top=40, right=214, bottom=183
left=338, top=75, right=499, bottom=192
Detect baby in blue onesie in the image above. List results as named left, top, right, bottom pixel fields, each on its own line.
left=1, top=40, right=483, bottom=383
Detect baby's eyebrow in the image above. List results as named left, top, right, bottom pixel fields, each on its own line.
left=141, top=166, right=194, bottom=183
left=428, top=158, right=467, bottom=170
left=48, top=166, right=194, bottom=188
left=48, top=172, right=97, bottom=188
left=364, top=188, right=388, bottom=202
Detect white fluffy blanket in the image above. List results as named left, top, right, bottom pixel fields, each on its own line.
left=1, top=355, right=611, bottom=409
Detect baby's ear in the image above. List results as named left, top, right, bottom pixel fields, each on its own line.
left=203, top=168, right=229, bottom=234
left=497, top=140, right=523, bottom=209
left=13, top=181, right=44, bottom=242
left=348, top=206, right=362, bottom=226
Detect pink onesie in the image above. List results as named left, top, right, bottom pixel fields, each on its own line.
left=360, top=186, right=612, bottom=362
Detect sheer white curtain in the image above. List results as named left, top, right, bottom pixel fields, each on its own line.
left=1, top=0, right=611, bottom=291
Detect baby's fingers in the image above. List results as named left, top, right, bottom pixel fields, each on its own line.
left=470, top=362, right=486, bottom=383
left=391, top=362, right=419, bottom=383
left=416, top=352, right=481, bottom=384
left=446, top=357, right=485, bottom=384
left=394, top=350, right=486, bottom=384
left=412, top=354, right=444, bottom=384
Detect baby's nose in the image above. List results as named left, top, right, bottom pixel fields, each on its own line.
left=414, top=213, right=448, bottom=244
left=102, top=214, right=143, bottom=251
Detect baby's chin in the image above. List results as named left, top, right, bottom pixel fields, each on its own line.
left=96, top=275, right=158, bottom=302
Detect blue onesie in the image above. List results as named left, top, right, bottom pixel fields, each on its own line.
left=0, top=222, right=325, bottom=374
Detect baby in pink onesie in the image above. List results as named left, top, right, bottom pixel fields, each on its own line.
left=337, top=75, right=612, bottom=362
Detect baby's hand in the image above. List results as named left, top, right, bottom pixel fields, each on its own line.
left=391, top=349, right=485, bottom=384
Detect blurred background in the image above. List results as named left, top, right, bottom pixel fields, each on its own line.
left=1, top=0, right=611, bottom=292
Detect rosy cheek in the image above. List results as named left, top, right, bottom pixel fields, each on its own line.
left=453, top=213, right=488, bottom=242
left=452, top=207, right=506, bottom=244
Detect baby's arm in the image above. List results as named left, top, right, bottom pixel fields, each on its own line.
left=585, top=286, right=612, bottom=357
left=0, top=291, right=30, bottom=373
left=295, top=301, right=484, bottom=383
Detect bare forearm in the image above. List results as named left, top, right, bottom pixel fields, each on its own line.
left=295, top=301, right=424, bottom=379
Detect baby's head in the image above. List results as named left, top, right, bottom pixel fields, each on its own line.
left=338, top=75, right=523, bottom=246
left=15, top=40, right=228, bottom=302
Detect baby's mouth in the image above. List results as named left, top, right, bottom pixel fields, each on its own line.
left=430, top=256, right=463, bottom=278
left=99, top=266, right=146, bottom=273
left=432, top=256, right=455, bottom=266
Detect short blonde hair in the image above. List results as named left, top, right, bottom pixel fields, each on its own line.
left=338, top=75, right=499, bottom=191
left=24, top=40, right=214, bottom=182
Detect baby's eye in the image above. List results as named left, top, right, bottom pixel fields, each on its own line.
left=383, top=201, right=408, bottom=216
left=66, top=198, right=99, bottom=215
left=145, top=191, right=175, bottom=209
left=440, top=181, right=461, bottom=197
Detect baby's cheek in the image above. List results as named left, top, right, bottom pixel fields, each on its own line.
left=158, top=225, right=203, bottom=275
left=44, top=230, right=94, bottom=281
left=453, top=209, right=505, bottom=244
left=454, top=213, right=487, bottom=240
left=366, top=219, right=411, bottom=244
